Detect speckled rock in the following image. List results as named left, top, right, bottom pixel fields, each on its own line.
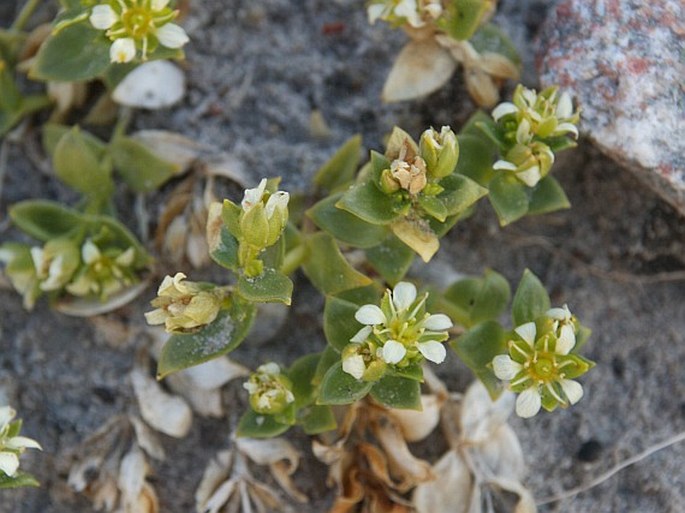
left=536, top=0, right=685, bottom=215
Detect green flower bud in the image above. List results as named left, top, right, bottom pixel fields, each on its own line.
left=379, top=168, right=401, bottom=194
left=145, top=272, right=225, bottom=333
left=243, top=363, right=295, bottom=415
left=419, top=126, right=459, bottom=178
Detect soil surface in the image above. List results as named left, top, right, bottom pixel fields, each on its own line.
left=1, top=1, right=684, bottom=512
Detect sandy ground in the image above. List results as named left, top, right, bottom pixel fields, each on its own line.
left=1, top=1, right=684, bottom=512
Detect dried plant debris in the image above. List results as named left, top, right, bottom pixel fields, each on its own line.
left=196, top=437, right=307, bottom=513
left=67, top=415, right=163, bottom=513
left=312, top=374, right=534, bottom=513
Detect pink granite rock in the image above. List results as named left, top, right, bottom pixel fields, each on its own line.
left=536, top=0, right=685, bottom=215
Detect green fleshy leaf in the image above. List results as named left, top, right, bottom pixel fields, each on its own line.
left=334, top=284, right=382, bottom=306
left=440, top=0, right=490, bottom=41
left=443, top=269, right=511, bottom=328
left=237, top=268, right=293, bottom=305
left=42, top=123, right=106, bottom=160
left=528, top=176, right=570, bottom=215
left=474, top=119, right=507, bottom=151
left=545, top=136, right=577, bottom=153
left=470, top=23, right=522, bottom=66
left=574, top=324, right=592, bottom=352
left=370, top=375, right=421, bottom=410
left=318, top=362, right=373, bottom=405
left=365, top=235, right=414, bottom=285
left=488, top=172, right=529, bottom=226
left=389, top=361, right=423, bottom=382
left=308, top=193, right=389, bottom=248
left=324, top=296, right=363, bottom=352
left=417, top=195, right=448, bottom=222
left=209, top=226, right=239, bottom=271
left=336, top=178, right=399, bottom=225
left=451, top=320, right=506, bottom=398
left=157, top=302, right=257, bottom=378
left=437, top=173, right=488, bottom=217
left=314, top=135, right=362, bottom=192
left=31, top=20, right=110, bottom=82
left=110, top=136, right=180, bottom=192
left=511, top=269, right=551, bottom=326
left=300, top=405, right=337, bottom=435
left=288, top=353, right=321, bottom=409
left=390, top=218, right=439, bottom=263
left=369, top=150, right=391, bottom=183
left=0, top=471, right=40, bottom=489
left=313, top=346, right=340, bottom=384
left=302, top=232, right=372, bottom=295
left=53, top=126, right=113, bottom=201
left=261, top=235, right=286, bottom=271
left=9, top=200, right=84, bottom=241
left=236, top=410, right=290, bottom=438
left=455, top=134, right=497, bottom=186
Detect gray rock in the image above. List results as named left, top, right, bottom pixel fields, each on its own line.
left=536, top=0, right=685, bottom=215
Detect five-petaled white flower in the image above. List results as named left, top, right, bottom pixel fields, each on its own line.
left=492, top=306, right=593, bottom=418
left=342, top=281, right=453, bottom=380
left=89, top=0, right=189, bottom=63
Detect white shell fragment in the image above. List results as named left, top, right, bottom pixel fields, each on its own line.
left=113, top=60, right=186, bottom=109
left=130, top=368, right=192, bottom=438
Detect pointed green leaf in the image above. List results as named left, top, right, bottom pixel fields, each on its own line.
left=511, top=269, right=551, bottom=326
left=302, top=232, right=372, bottom=295
left=488, top=172, right=529, bottom=226
left=455, top=134, right=497, bottom=186
left=43, top=123, right=106, bottom=160
left=439, top=0, right=490, bottom=40
left=110, top=136, right=180, bottom=192
left=417, top=195, right=448, bottom=222
left=313, top=345, right=340, bottom=385
left=237, top=268, right=293, bottom=305
left=451, top=320, right=506, bottom=398
left=236, top=410, right=290, bottom=438
left=388, top=361, right=423, bottom=382
left=470, top=23, right=522, bottom=66
left=9, top=200, right=84, bottom=241
left=314, top=135, right=361, bottom=192
left=0, top=471, right=39, bottom=489
left=308, top=193, right=389, bottom=248
left=336, top=179, right=399, bottom=225
left=288, top=353, right=321, bottom=409
left=545, top=136, right=578, bottom=153
left=53, top=127, right=113, bottom=201
left=209, top=226, right=239, bottom=271
left=443, top=269, right=511, bottom=328
left=365, top=235, right=414, bottom=285
left=157, top=302, right=257, bottom=378
left=437, top=173, right=488, bottom=217
left=528, top=176, right=570, bottom=216
left=31, top=21, right=110, bottom=82
left=300, top=405, right=337, bottom=435
left=370, top=375, right=422, bottom=410
left=324, top=296, right=363, bottom=352
left=318, top=362, right=373, bottom=405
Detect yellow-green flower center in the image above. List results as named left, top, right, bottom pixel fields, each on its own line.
left=122, top=7, right=153, bottom=38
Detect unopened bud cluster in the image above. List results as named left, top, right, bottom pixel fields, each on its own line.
left=491, top=85, right=579, bottom=187
left=243, top=363, right=295, bottom=415
left=341, top=282, right=453, bottom=381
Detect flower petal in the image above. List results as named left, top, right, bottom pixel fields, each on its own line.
left=555, top=122, right=578, bottom=139
left=81, top=240, right=101, bottom=264
left=90, top=4, right=117, bottom=30
left=559, top=379, right=583, bottom=405
left=546, top=305, right=571, bottom=321
left=556, top=324, right=576, bottom=355
left=151, top=0, right=171, bottom=10
left=264, top=191, right=289, bottom=219
left=515, top=387, right=541, bottom=418
left=382, top=340, right=406, bottom=364
left=367, top=4, right=386, bottom=24
left=6, top=436, right=42, bottom=451
left=241, top=178, right=267, bottom=211
left=491, top=102, right=517, bottom=121
left=110, top=38, right=136, bottom=64
left=423, top=313, right=452, bottom=331
left=350, top=326, right=372, bottom=343
left=514, top=322, right=536, bottom=346
left=342, top=354, right=366, bottom=380
left=556, top=91, right=573, bottom=119
left=156, top=23, right=190, bottom=49
left=355, top=305, right=386, bottom=326
left=0, top=406, right=15, bottom=428
left=517, top=165, right=541, bottom=187
left=492, top=355, right=522, bottom=380
left=418, top=341, right=446, bottom=364
left=0, top=452, right=19, bottom=477
left=493, top=159, right=518, bottom=171
left=392, top=281, right=417, bottom=311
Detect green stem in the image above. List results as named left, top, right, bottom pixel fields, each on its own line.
left=281, top=244, right=308, bottom=276
left=11, top=0, right=41, bottom=32
left=112, top=107, right=133, bottom=140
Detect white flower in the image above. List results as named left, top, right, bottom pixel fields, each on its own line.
left=0, top=406, right=41, bottom=477
left=515, top=387, right=542, bottom=418
left=492, top=354, right=522, bottom=381
left=423, top=313, right=453, bottom=331
left=342, top=353, right=366, bottom=380
left=391, top=281, right=417, bottom=311
left=350, top=326, right=372, bottom=343
left=491, top=102, right=518, bottom=121
left=156, top=23, right=190, bottom=49
left=110, top=38, right=136, bottom=63
left=264, top=191, right=290, bottom=219
left=355, top=304, right=386, bottom=326
left=381, top=340, right=407, bottom=364
left=417, top=340, right=446, bottom=364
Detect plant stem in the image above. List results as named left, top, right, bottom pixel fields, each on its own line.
left=11, top=0, right=41, bottom=32
left=281, top=244, right=308, bottom=276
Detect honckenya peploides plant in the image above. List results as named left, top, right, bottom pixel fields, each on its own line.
left=0, top=0, right=599, bottom=508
